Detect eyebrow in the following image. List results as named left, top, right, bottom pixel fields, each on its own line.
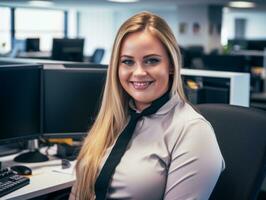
left=120, top=54, right=162, bottom=59
left=143, top=54, right=162, bottom=59
left=120, top=55, right=133, bottom=59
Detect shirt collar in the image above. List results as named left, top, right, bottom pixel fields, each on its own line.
left=129, top=93, right=182, bottom=116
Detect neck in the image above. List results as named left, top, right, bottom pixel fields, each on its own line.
left=135, top=102, right=151, bottom=112
left=132, top=90, right=171, bottom=114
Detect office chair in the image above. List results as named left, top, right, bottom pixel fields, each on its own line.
left=6, top=39, right=26, bottom=58
left=196, top=104, right=266, bottom=200
left=89, top=48, right=105, bottom=64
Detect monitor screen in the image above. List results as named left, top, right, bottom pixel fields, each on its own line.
left=51, top=38, right=85, bottom=62
left=247, top=40, right=266, bottom=51
left=227, top=39, right=248, bottom=50
left=25, top=38, right=40, bottom=52
left=0, top=64, right=42, bottom=144
left=43, top=68, right=106, bottom=138
left=202, top=55, right=250, bottom=72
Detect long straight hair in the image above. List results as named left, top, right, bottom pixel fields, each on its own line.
left=75, top=11, right=186, bottom=200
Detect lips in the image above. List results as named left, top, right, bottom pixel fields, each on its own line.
left=130, top=81, right=154, bottom=90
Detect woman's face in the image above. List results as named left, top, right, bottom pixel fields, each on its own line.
left=118, top=30, right=172, bottom=111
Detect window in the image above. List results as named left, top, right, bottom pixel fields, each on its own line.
left=0, top=7, right=11, bottom=54
left=15, top=8, right=64, bottom=51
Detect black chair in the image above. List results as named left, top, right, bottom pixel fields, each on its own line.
left=89, top=48, right=105, bottom=64
left=196, top=104, right=266, bottom=200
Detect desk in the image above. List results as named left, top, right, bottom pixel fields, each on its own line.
left=0, top=147, right=76, bottom=200
left=16, top=51, right=51, bottom=59
left=251, top=92, right=266, bottom=111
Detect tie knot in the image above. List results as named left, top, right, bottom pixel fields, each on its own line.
left=129, top=91, right=170, bottom=121
left=130, top=110, right=143, bottom=121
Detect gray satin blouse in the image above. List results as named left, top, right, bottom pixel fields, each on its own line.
left=101, top=94, right=225, bottom=200
left=70, top=94, right=225, bottom=200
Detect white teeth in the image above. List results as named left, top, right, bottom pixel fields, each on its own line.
left=134, top=82, right=148, bottom=87
left=131, top=81, right=152, bottom=89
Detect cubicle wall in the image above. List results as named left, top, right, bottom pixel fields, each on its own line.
left=181, top=69, right=250, bottom=107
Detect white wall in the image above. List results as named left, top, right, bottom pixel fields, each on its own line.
left=112, top=9, right=178, bottom=38
left=176, top=5, right=209, bottom=51
left=79, top=8, right=115, bottom=63
left=79, top=8, right=179, bottom=64
left=68, top=9, right=78, bottom=38
left=222, top=8, right=266, bottom=42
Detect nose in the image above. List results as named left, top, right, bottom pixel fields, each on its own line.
left=133, top=63, right=147, bottom=76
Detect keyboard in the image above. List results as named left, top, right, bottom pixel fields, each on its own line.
left=0, top=168, right=30, bottom=197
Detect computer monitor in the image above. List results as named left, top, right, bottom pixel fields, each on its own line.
left=43, top=68, right=107, bottom=138
left=202, top=55, right=250, bottom=72
left=25, top=38, right=40, bottom=52
left=227, top=39, right=248, bottom=50
left=246, top=40, right=266, bottom=51
left=51, top=38, right=85, bottom=62
left=0, top=64, right=48, bottom=162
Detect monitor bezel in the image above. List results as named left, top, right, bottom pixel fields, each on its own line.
left=0, top=64, right=43, bottom=145
left=42, top=67, right=107, bottom=139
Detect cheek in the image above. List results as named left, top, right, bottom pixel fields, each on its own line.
left=155, top=68, right=169, bottom=82
left=118, top=67, right=129, bottom=86
left=156, top=71, right=170, bottom=90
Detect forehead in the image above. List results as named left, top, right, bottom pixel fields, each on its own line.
left=120, top=30, right=167, bottom=56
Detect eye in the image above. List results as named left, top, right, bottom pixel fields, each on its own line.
left=144, top=57, right=160, bottom=65
left=121, top=59, right=135, bottom=66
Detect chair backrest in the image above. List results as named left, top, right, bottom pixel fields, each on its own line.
left=90, top=48, right=105, bottom=64
left=196, top=104, right=266, bottom=200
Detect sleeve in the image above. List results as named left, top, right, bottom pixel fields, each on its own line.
left=163, top=119, right=225, bottom=200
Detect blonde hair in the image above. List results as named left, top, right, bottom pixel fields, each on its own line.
left=75, top=11, right=186, bottom=200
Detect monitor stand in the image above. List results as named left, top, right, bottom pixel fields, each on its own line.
left=14, top=139, right=49, bottom=163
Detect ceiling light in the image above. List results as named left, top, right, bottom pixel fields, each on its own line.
left=107, top=0, right=139, bottom=3
left=228, top=1, right=256, bottom=8
left=29, top=0, right=54, bottom=7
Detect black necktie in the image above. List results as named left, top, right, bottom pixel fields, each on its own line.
left=95, top=92, right=170, bottom=200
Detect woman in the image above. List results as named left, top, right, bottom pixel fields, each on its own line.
left=70, top=11, right=224, bottom=200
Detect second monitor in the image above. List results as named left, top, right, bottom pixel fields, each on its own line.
left=25, top=38, right=40, bottom=52
left=51, top=38, right=85, bottom=62
left=43, top=68, right=106, bottom=138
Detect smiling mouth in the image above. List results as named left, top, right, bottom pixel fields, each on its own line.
left=130, top=81, right=154, bottom=90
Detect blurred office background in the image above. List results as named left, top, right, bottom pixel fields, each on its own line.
left=1, top=1, right=266, bottom=198
left=1, top=0, right=266, bottom=110
left=0, top=0, right=265, bottom=62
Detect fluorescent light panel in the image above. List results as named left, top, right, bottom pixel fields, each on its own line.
left=228, top=1, right=256, bottom=8
left=107, top=0, right=139, bottom=3
left=29, top=0, right=54, bottom=7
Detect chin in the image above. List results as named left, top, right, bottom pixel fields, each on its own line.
left=132, top=95, right=157, bottom=105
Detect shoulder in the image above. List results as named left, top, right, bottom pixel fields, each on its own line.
left=165, top=102, right=224, bottom=163
left=174, top=102, right=205, bottom=121
left=161, top=102, right=217, bottom=153
left=171, top=102, right=224, bottom=166
left=171, top=102, right=213, bottom=132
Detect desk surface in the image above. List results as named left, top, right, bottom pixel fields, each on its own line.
left=16, top=51, right=51, bottom=59
left=0, top=147, right=76, bottom=200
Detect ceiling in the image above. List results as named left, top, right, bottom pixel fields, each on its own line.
left=1, top=0, right=266, bottom=9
